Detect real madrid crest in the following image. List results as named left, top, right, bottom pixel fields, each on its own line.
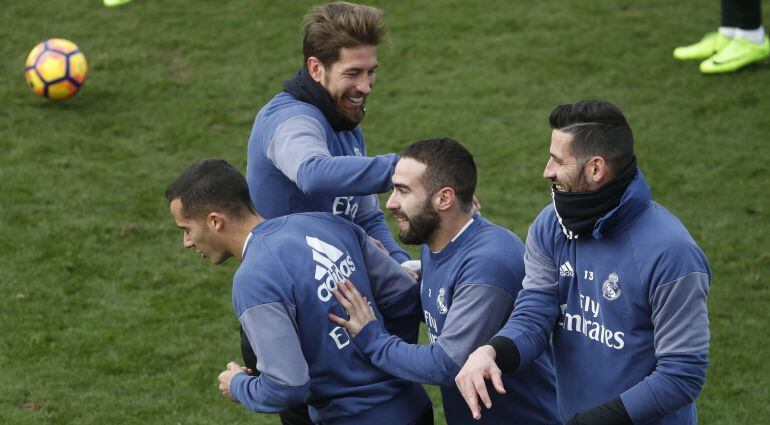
left=602, top=272, right=621, bottom=300
left=436, top=287, right=448, bottom=314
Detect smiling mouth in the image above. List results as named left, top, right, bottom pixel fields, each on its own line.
left=345, top=94, right=365, bottom=106
left=393, top=215, right=409, bottom=229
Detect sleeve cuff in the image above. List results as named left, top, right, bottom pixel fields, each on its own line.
left=488, top=336, right=520, bottom=372
left=229, top=371, right=250, bottom=404
left=620, top=382, right=656, bottom=425
left=391, top=251, right=411, bottom=264
left=352, top=320, right=386, bottom=355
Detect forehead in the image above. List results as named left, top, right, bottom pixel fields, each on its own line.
left=393, top=158, right=428, bottom=186
left=550, top=129, right=574, bottom=157
left=331, top=45, right=378, bottom=71
left=170, top=198, right=195, bottom=226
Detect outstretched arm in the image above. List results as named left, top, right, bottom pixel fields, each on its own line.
left=330, top=278, right=516, bottom=387
left=329, top=280, right=460, bottom=385
left=267, top=115, right=397, bottom=196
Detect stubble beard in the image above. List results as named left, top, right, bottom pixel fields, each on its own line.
left=397, top=199, right=440, bottom=245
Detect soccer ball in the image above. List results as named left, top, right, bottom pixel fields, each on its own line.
left=24, top=38, right=88, bottom=100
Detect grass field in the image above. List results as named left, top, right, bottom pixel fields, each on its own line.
left=1, top=0, right=769, bottom=423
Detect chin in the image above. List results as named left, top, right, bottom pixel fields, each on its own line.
left=212, top=255, right=230, bottom=265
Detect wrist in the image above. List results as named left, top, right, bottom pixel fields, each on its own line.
left=479, top=344, right=497, bottom=360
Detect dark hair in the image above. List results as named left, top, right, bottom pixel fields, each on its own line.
left=165, top=158, right=255, bottom=220
left=549, top=100, right=634, bottom=174
left=401, top=138, right=476, bottom=211
left=303, top=2, right=386, bottom=68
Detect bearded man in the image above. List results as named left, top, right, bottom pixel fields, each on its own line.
left=328, top=138, right=559, bottom=425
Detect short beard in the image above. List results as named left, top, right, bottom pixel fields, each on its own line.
left=397, top=199, right=440, bottom=245
left=568, top=171, right=591, bottom=193
left=336, top=98, right=365, bottom=123
left=325, top=75, right=365, bottom=123
left=556, top=162, right=591, bottom=193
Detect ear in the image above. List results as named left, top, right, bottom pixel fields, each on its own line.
left=206, top=212, right=225, bottom=232
left=433, top=187, right=456, bottom=212
left=307, top=57, right=324, bottom=83
left=585, top=156, right=609, bottom=185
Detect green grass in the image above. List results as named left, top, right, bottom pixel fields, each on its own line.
left=1, top=0, right=768, bottom=423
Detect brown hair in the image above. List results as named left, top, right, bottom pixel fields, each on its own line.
left=302, top=2, right=386, bottom=68
left=401, top=138, right=477, bottom=212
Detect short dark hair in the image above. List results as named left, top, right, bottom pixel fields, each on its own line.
left=165, top=158, right=255, bottom=220
left=401, top=138, right=476, bottom=211
left=303, top=2, right=386, bottom=68
left=549, top=100, right=634, bottom=174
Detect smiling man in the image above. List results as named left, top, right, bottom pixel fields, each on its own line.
left=455, top=100, right=711, bottom=425
left=243, top=4, right=412, bottom=423
left=328, top=138, right=559, bottom=425
left=166, top=158, right=431, bottom=425
left=245, top=2, right=408, bottom=264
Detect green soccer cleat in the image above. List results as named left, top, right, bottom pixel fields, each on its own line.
left=700, top=36, right=770, bottom=74
left=103, top=0, right=132, bottom=7
left=673, top=32, right=731, bottom=60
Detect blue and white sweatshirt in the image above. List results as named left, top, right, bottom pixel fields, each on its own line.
left=229, top=212, right=429, bottom=425
left=351, top=214, right=560, bottom=425
left=496, top=170, right=710, bottom=424
left=246, top=91, right=409, bottom=264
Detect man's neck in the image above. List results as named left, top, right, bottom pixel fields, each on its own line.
left=427, top=209, right=474, bottom=252
left=232, top=214, right=264, bottom=261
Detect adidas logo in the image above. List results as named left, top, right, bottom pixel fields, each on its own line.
left=559, top=261, right=575, bottom=277
left=306, top=236, right=357, bottom=302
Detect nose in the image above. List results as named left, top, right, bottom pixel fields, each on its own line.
left=357, top=75, right=373, bottom=95
left=543, top=158, right=556, bottom=180
left=183, top=232, right=194, bottom=249
left=385, top=191, right=398, bottom=211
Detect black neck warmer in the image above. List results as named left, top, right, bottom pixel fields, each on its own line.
left=552, top=157, right=638, bottom=239
left=283, top=67, right=358, bottom=132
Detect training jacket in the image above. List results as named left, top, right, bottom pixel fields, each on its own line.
left=246, top=91, right=409, bottom=263
left=352, top=214, right=560, bottom=424
left=229, top=212, right=429, bottom=425
left=496, top=170, right=711, bottom=425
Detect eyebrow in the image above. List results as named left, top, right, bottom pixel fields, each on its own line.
left=393, top=182, right=410, bottom=191
left=342, top=64, right=378, bottom=73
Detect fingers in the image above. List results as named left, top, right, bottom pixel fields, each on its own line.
left=369, top=237, right=387, bottom=252
left=336, top=280, right=367, bottom=311
left=406, top=269, right=419, bottom=281
left=474, top=375, right=493, bottom=411
left=218, top=371, right=230, bottom=392
left=489, top=367, right=506, bottom=395
left=227, top=362, right=241, bottom=372
left=332, top=284, right=354, bottom=312
left=328, top=313, right=348, bottom=328
left=344, top=279, right=362, bottom=298
left=456, top=374, right=482, bottom=420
